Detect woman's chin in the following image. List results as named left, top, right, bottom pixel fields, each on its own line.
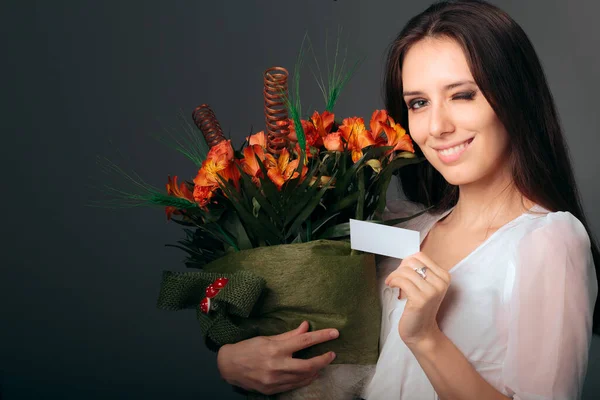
left=438, top=169, right=478, bottom=186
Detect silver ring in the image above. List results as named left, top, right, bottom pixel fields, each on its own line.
left=414, top=266, right=428, bottom=280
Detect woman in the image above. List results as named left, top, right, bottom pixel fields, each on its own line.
left=217, top=0, right=600, bottom=398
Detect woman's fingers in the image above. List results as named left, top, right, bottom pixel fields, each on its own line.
left=279, top=328, right=339, bottom=355
left=269, top=321, right=310, bottom=341
left=258, top=336, right=336, bottom=395
left=412, top=252, right=451, bottom=284
left=404, top=258, right=448, bottom=293
left=385, top=257, right=449, bottom=300
left=387, top=275, right=421, bottom=300
left=281, top=349, right=336, bottom=375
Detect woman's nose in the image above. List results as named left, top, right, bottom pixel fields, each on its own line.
left=428, top=104, right=454, bottom=137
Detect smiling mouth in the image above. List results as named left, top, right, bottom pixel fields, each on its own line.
left=436, top=138, right=474, bottom=156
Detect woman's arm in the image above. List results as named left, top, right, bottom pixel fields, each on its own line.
left=407, top=329, right=511, bottom=400
left=216, top=321, right=339, bottom=395
left=408, top=211, right=596, bottom=400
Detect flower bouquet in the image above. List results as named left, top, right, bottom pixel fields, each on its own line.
left=98, top=38, right=425, bottom=399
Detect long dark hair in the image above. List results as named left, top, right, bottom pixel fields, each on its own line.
left=385, top=0, right=600, bottom=334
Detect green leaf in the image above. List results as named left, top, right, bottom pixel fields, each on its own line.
left=282, top=161, right=320, bottom=200
left=236, top=163, right=280, bottom=224
left=374, top=156, right=424, bottom=215
left=317, top=222, right=350, bottom=239
left=332, top=146, right=389, bottom=199
left=310, top=212, right=341, bottom=236
left=283, top=169, right=326, bottom=227
left=216, top=175, right=282, bottom=245
left=221, top=211, right=253, bottom=251
left=285, top=171, right=337, bottom=239
left=255, top=156, right=281, bottom=201
left=327, top=191, right=359, bottom=215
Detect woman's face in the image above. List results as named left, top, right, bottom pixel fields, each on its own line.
left=401, top=37, right=511, bottom=186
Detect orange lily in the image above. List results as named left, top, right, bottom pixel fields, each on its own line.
left=165, top=175, right=195, bottom=220
left=310, top=110, right=335, bottom=140
left=287, top=119, right=319, bottom=158
left=247, top=131, right=267, bottom=148
left=369, top=109, right=390, bottom=145
left=264, top=148, right=308, bottom=190
left=192, top=140, right=241, bottom=207
left=381, top=115, right=415, bottom=155
left=338, top=117, right=376, bottom=162
left=286, top=111, right=335, bottom=156
left=323, top=132, right=344, bottom=152
left=241, top=144, right=266, bottom=185
left=192, top=185, right=216, bottom=209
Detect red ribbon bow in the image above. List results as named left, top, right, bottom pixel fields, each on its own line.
left=199, top=277, right=229, bottom=314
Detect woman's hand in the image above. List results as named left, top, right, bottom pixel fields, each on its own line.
left=384, top=251, right=451, bottom=347
left=216, top=321, right=339, bottom=395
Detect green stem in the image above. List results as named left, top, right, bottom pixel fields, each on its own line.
left=356, top=168, right=365, bottom=221
left=215, top=224, right=240, bottom=252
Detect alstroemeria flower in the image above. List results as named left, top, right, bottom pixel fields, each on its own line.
left=207, top=139, right=235, bottom=164
left=323, top=132, right=344, bottom=152
left=165, top=175, right=195, bottom=220
left=381, top=116, right=415, bottom=154
left=192, top=185, right=216, bottom=208
left=287, top=119, right=320, bottom=158
left=369, top=109, right=390, bottom=145
left=338, top=117, right=376, bottom=162
left=247, top=131, right=267, bottom=148
left=241, top=144, right=266, bottom=185
left=286, top=111, right=335, bottom=157
left=192, top=140, right=240, bottom=207
left=264, top=148, right=308, bottom=190
left=310, top=110, right=335, bottom=140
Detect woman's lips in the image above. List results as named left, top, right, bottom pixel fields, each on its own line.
left=435, top=138, right=474, bottom=164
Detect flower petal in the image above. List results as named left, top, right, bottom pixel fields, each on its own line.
left=323, top=132, right=344, bottom=152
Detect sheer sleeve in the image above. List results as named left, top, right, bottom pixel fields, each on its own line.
left=502, top=211, right=598, bottom=400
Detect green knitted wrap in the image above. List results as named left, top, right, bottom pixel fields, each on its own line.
left=156, top=239, right=381, bottom=365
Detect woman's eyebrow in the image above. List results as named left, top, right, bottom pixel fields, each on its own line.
left=402, top=80, right=476, bottom=97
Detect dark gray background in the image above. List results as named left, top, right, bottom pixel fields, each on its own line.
left=2, top=0, right=599, bottom=398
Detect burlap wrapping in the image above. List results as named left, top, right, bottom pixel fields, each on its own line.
left=157, top=239, right=381, bottom=364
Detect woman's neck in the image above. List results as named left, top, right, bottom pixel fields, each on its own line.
left=443, top=168, right=534, bottom=232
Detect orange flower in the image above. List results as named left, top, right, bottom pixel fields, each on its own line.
left=192, top=185, right=216, bottom=209
left=381, top=116, right=415, bottom=154
left=247, top=131, right=266, bottom=148
left=192, top=140, right=240, bottom=207
left=323, top=132, right=344, bottom=152
left=241, top=144, right=266, bottom=185
left=166, top=175, right=194, bottom=200
left=285, top=120, right=296, bottom=142
left=207, top=139, right=234, bottom=163
left=264, top=148, right=308, bottom=190
left=369, top=109, right=390, bottom=145
left=194, top=140, right=237, bottom=186
left=338, top=117, right=376, bottom=162
left=287, top=111, right=335, bottom=156
left=310, top=110, right=335, bottom=140
left=165, top=175, right=195, bottom=220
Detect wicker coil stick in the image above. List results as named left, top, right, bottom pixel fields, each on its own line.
left=192, top=104, right=227, bottom=148
left=263, top=67, right=290, bottom=155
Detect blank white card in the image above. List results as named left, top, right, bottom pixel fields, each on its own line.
left=349, top=219, right=419, bottom=259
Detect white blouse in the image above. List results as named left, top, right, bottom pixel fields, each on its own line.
left=362, top=200, right=598, bottom=400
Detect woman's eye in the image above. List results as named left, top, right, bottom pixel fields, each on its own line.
left=453, top=91, right=476, bottom=101
left=408, top=99, right=427, bottom=110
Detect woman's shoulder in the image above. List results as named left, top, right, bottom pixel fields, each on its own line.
left=518, top=205, right=591, bottom=250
